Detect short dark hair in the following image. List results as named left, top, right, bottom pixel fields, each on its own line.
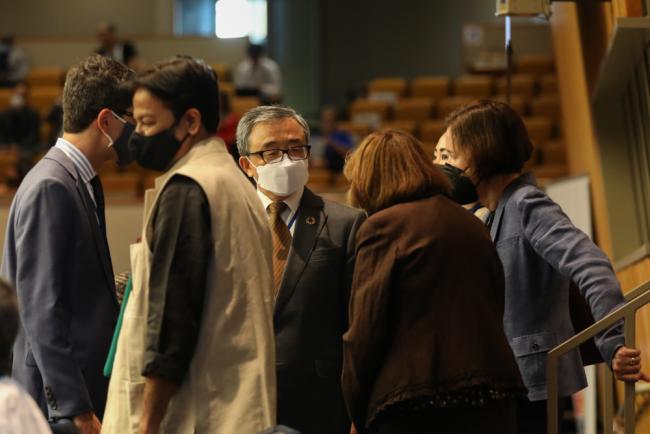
left=134, top=56, right=220, bottom=133
left=62, top=54, right=134, bottom=133
left=445, top=100, right=533, bottom=181
left=0, top=279, right=18, bottom=375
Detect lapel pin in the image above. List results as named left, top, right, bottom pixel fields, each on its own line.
left=306, top=216, right=317, bottom=225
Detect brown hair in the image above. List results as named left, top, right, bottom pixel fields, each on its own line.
left=445, top=100, right=533, bottom=181
left=344, top=129, right=450, bottom=214
left=63, top=54, right=134, bottom=133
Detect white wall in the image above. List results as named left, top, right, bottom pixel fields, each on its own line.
left=2, top=0, right=174, bottom=37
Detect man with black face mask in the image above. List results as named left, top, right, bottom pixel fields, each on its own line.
left=1, top=54, right=134, bottom=434
left=102, top=56, right=276, bottom=434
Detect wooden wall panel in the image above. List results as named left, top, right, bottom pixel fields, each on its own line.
left=549, top=3, right=613, bottom=256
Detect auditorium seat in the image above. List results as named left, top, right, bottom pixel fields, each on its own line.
left=219, top=82, right=236, bottom=98
left=515, top=54, right=555, bottom=76
left=492, top=94, right=528, bottom=116
left=393, top=97, right=435, bottom=122
left=349, top=99, right=391, bottom=128
left=495, top=74, right=537, bottom=98
left=337, top=122, right=371, bottom=140
left=452, top=75, right=493, bottom=98
left=523, top=116, right=554, bottom=144
left=380, top=120, right=418, bottom=136
left=26, top=67, right=66, bottom=87
left=410, top=76, right=450, bottom=99
left=540, top=74, right=559, bottom=94
left=0, top=89, right=12, bottom=111
left=102, top=173, right=140, bottom=198
left=530, top=95, right=561, bottom=121
left=29, top=86, right=63, bottom=117
left=419, top=120, right=446, bottom=143
left=436, top=96, right=476, bottom=118
left=368, top=77, right=408, bottom=99
left=210, top=63, right=231, bottom=82
left=231, top=96, right=261, bottom=116
left=539, top=140, right=567, bottom=165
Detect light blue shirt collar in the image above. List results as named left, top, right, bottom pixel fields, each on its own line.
left=54, top=138, right=96, bottom=183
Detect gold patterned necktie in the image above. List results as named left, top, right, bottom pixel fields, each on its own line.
left=268, top=201, right=292, bottom=295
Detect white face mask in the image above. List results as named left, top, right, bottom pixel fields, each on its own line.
left=249, top=156, right=309, bottom=197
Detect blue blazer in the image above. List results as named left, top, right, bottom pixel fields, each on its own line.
left=1, top=147, right=118, bottom=419
left=490, top=173, right=624, bottom=400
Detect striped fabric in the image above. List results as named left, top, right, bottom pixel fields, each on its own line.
left=54, top=138, right=98, bottom=206
left=268, top=201, right=292, bottom=296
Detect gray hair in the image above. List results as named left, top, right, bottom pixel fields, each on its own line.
left=236, top=105, right=311, bottom=156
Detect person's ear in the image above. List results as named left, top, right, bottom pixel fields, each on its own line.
left=239, top=156, right=256, bottom=179
left=96, top=108, right=113, bottom=131
left=184, top=108, right=202, bottom=135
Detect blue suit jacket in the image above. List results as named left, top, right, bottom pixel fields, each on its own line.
left=490, top=173, right=624, bottom=400
left=1, top=147, right=118, bottom=419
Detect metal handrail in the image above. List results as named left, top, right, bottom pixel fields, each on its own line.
left=547, top=279, right=650, bottom=434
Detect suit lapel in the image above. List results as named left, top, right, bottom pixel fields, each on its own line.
left=489, top=172, right=536, bottom=242
left=46, top=148, right=117, bottom=303
left=274, top=189, right=326, bottom=318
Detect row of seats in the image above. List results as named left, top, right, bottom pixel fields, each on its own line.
left=349, top=94, right=560, bottom=124
left=366, top=73, right=558, bottom=100
left=339, top=116, right=559, bottom=146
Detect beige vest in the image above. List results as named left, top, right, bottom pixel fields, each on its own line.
left=102, top=137, right=276, bottom=434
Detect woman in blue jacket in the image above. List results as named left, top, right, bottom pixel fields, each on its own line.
left=442, top=100, right=647, bottom=434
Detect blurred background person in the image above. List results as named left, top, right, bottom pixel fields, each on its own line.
left=444, top=100, right=647, bottom=434
left=0, top=82, right=42, bottom=159
left=0, top=279, right=52, bottom=434
left=0, top=35, right=29, bottom=87
left=216, top=91, right=240, bottom=159
left=311, top=107, right=355, bottom=177
left=95, top=23, right=141, bottom=70
left=342, top=129, right=525, bottom=434
left=234, top=43, right=282, bottom=103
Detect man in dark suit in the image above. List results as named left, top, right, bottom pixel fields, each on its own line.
left=1, top=54, right=135, bottom=434
left=238, top=105, right=365, bottom=434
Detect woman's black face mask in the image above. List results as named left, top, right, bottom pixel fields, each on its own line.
left=437, top=163, right=479, bottom=205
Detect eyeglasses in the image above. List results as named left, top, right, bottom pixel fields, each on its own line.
left=248, top=145, right=311, bottom=164
left=111, top=110, right=135, bottom=126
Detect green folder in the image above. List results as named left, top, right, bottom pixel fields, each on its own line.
left=103, top=277, right=133, bottom=377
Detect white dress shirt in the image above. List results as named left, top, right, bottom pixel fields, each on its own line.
left=257, top=187, right=304, bottom=236
left=54, top=137, right=98, bottom=207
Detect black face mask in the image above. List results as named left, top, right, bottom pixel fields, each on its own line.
left=128, top=125, right=189, bottom=172
left=438, top=163, right=479, bottom=205
left=113, top=122, right=136, bottom=167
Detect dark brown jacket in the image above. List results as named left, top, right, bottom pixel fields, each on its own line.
left=342, top=194, right=524, bottom=433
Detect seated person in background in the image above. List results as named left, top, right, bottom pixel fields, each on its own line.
left=234, top=43, right=282, bottom=103
left=0, top=35, right=29, bottom=87
left=319, top=107, right=354, bottom=174
left=0, top=279, right=52, bottom=434
left=95, top=23, right=141, bottom=70
left=342, top=129, right=525, bottom=434
left=0, top=82, right=41, bottom=159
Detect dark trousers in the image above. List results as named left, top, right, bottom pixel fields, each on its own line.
left=516, top=397, right=571, bottom=434
left=372, top=398, right=517, bottom=434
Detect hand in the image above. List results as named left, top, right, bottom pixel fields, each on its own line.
left=350, top=423, right=360, bottom=434
left=73, top=411, right=101, bottom=434
left=612, top=346, right=650, bottom=382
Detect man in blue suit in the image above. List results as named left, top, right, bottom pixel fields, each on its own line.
left=1, top=54, right=135, bottom=434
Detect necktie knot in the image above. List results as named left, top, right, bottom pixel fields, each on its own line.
left=268, top=201, right=287, bottom=218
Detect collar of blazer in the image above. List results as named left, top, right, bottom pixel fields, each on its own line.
left=274, top=187, right=327, bottom=316
left=489, top=171, right=537, bottom=242
left=44, top=147, right=118, bottom=303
